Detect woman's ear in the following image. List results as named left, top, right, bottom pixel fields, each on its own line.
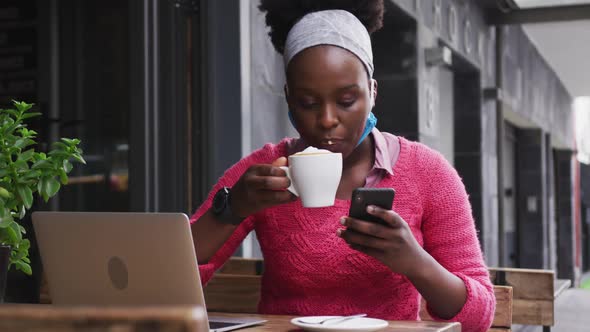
left=370, top=79, right=378, bottom=108
left=284, top=84, right=291, bottom=105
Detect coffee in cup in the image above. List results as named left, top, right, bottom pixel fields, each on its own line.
left=280, top=147, right=342, bottom=207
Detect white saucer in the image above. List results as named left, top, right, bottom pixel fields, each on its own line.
left=290, top=316, right=389, bottom=332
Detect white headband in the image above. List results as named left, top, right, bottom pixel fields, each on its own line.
left=283, top=9, right=374, bottom=78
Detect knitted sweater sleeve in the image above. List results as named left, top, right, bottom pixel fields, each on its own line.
left=189, top=142, right=283, bottom=286
left=416, top=146, right=495, bottom=332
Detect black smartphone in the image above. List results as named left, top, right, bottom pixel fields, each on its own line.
left=348, top=188, right=395, bottom=224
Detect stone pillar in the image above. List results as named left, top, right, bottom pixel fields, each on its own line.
left=554, top=149, right=576, bottom=282
left=516, top=129, right=547, bottom=269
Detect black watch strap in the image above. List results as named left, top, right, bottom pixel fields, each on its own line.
left=212, top=187, right=243, bottom=225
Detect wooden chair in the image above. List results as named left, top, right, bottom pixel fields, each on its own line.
left=206, top=257, right=514, bottom=332
left=488, top=267, right=571, bottom=332
left=203, top=258, right=263, bottom=313
left=419, top=285, right=513, bottom=332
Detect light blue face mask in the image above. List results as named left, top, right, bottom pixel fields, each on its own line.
left=288, top=111, right=377, bottom=147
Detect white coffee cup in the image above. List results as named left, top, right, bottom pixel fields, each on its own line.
left=280, top=151, right=342, bottom=208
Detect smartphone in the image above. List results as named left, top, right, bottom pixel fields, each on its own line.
left=348, top=188, right=395, bottom=224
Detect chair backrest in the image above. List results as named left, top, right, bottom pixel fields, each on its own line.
left=203, top=258, right=262, bottom=313
left=218, top=257, right=264, bottom=275
left=489, top=267, right=558, bottom=326
left=418, top=285, right=513, bottom=332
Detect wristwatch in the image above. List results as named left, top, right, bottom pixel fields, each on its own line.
left=212, top=186, right=242, bottom=225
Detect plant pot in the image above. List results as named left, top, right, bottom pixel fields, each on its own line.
left=0, top=245, right=10, bottom=303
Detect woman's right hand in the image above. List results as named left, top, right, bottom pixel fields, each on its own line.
left=230, top=157, right=297, bottom=218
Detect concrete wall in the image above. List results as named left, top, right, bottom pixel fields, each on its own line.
left=500, top=25, right=574, bottom=270
left=388, top=0, right=500, bottom=265
left=247, top=0, right=297, bottom=154
left=500, top=26, right=574, bottom=150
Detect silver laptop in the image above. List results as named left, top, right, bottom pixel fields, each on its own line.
left=32, top=211, right=266, bottom=332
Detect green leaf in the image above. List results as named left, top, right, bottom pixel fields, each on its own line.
left=2, top=109, right=18, bottom=117
left=37, top=179, right=44, bottom=196
left=0, top=216, right=12, bottom=228
left=19, top=204, right=26, bottom=219
left=0, top=187, right=9, bottom=199
left=19, top=239, right=30, bottom=251
left=63, top=159, right=73, bottom=173
left=51, top=142, right=68, bottom=150
left=16, top=185, right=33, bottom=209
left=13, top=101, right=33, bottom=113
left=9, top=220, right=21, bottom=241
left=18, top=149, right=35, bottom=162
left=0, top=168, right=8, bottom=177
left=14, top=138, right=35, bottom=149
left=23, top=170, right=42, bottom=180
left=14, top=159, right=29, bottom=171
left=14, top=260, right=32, bottom=275
left=61, top=138, right=80, bottom=145
left=5, top=223, right=19, bottom=242
left=20, top=112, right=41, bottom=120
left=47, top=150, right=70, bottom=158
left=72, top=154, right=86, bottom=164
left=44, top=178, right=60, bottom=198
left=32, top=159, right=53, bottom=169
left=0, top=206, right=10, bottom=218
left=58, top=169, right=68, bottom=184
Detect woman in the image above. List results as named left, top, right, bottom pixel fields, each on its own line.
left=191, top=1, right=495, bottom=331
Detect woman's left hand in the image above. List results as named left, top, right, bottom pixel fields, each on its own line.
left=337, top=205, right=426, bottom=277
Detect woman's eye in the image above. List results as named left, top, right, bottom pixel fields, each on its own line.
left=339, top=99, right=356, bottom=108
left=298, top=100, right=318, bottom=109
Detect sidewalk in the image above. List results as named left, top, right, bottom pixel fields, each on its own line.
left=513, top=288, right=590, bottom=332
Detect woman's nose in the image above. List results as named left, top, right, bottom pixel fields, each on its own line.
left=318, top=105, right=339, bottom=129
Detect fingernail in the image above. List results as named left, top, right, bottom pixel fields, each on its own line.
left=367, top=205, right=375, bottom=213
left=340, top=217, right=346, bottom=225
left=336, top=229, right=342, bottom=237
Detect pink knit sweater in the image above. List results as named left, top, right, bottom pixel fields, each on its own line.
left=190, top=137, right=495, bottom=332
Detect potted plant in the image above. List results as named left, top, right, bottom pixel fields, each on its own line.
left=0, top=101, right=85, bottom=302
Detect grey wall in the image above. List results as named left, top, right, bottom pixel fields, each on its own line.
left=388, top=0, right=499, bottom=265
left=500, top=26, right=574, bottom=149
left=248, top=0, right=297, bottom=154
left=499, top=25, right=574, bottom=270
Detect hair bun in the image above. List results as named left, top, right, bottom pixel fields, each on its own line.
left=259, top=0, right=384, bottom=54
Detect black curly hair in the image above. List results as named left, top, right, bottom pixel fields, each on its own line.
left=258, top=0, right=385, bottom=54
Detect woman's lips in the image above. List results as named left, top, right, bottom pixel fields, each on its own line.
left=317, top=138, right=345, bottom=150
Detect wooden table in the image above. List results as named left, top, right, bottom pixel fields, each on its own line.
left=0, top=305, right=461, bottom=332
left=213, top=312, right=461, bottom=331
